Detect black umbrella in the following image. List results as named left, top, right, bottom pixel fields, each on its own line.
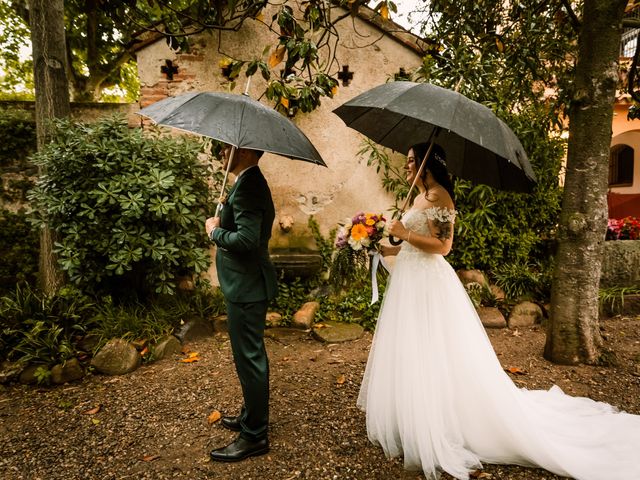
left=137, top=88, right=326, bottom=215
left=333, top=81, right=536, bottom=193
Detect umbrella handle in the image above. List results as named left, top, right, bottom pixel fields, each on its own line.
left=389, top=235, right=403, bottom=246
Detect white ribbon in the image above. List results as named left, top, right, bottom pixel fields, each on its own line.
left=369, top=251, right=390, bottom=304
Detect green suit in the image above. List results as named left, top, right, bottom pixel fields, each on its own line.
left=210, top=166, right=277, bottom=441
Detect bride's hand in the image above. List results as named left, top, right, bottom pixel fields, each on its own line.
left=380, top=245, right=398, bottom=257
left=387, top=219, right=408, bottom=240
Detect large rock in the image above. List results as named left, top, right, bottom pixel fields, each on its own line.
left=508, top=301, right=543, bottom=328
left=175, top=318, right=214, bottom=342
left=477, top=307, right=507, bottom=328
left=153, top=336, right=182, bottom=360
left=51, top=358, right=84, bottom=384
left=489, top=284, right=506, bottom=301
left=265, top=312, right=283, bottom=328
left=19, top=364, right=40, bottom=384
left=312, top=321, right=364, bottom=343
left=292, top=301, right=320, bottom=329
left=0, top=360, right=23, bottom=384
left=91, top=339, right=141, bottom=375
left=457, top=269, right=489, bottom=288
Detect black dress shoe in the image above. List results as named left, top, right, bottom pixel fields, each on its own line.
left=209, top=436, right=269, bottom=462
left=221, top=415, right=242, bottom=432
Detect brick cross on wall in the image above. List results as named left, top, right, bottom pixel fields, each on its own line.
left=161, top=60, right=179, bottom=80
left=338, top=65, right=354, bottom=86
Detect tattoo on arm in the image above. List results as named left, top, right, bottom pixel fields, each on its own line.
left=434, top=220, right=452, bottom=242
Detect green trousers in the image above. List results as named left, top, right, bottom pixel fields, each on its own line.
left=226, top=299, right=269, bottom=441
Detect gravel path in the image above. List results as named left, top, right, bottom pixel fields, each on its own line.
left=1, top=316, right=639, bottom=480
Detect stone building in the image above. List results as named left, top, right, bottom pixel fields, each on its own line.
left=130, top=3, right=426, bottom=282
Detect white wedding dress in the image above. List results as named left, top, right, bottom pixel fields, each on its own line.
left=357, top=207, right=640, bottom=480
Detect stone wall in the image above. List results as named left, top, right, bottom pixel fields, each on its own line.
left=600, top=240, right=640, bottom=288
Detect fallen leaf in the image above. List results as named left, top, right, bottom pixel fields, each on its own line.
left=280, top=97, right=289, bottom=109
left=336, top=374, right=346, bottom=385
left=143, top=454, right=160, bottom=462
left=180, top=355, right=200, bottom=363
left=314, top=323, right=329, bottom=329
left=82, top=405, right=101, bottom=415
left=505, top=367, right=527, bottom=375
left=140, top=346, right=149, bottom=357
left=91, top=418, right=100, bottom=425
left=207, top=410, right=221, bottom=425
left=331, top=86, right=338, bottom=97
left=511, top=329, right=522, bottom=337
left=470, top=470, right=493, bottom=479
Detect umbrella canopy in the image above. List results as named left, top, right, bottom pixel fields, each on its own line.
left=138, top=91, right=326, bottom=166
left=333, top=81, right=536, bottom=192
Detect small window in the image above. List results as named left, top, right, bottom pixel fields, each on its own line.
left=609, top=144, right=634, bottom=186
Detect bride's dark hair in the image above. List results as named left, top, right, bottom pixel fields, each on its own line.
left=409, top=142, right=455, bottom=202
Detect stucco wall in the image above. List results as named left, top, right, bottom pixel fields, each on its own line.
left=611, top=104, right=640, bottom=194
left=134, top=6, right=423, bottom=251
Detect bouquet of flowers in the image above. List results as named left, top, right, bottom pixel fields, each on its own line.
left=330, top=212, right=388, bottom=291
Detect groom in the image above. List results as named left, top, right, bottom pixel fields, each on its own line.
left=205, top=145, right=278, bottom=462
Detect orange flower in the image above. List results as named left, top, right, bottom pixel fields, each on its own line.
left=350, top=224, right=369, bottom=241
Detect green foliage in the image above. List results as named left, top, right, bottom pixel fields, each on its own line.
left=307, top=216, right=335, bottom=277
left=599, top=285, right=640, bottom=316
left=317, top=279, right=386, bottom=331
left=89, top=298, right=175, bottom=353
left=0, top=110, right=37, bottom=167
left=492, top=260, right=552, bottom=301
left=270, top=276, right=314, bottom=324
left=464, top=281, right=497, bottom=308
left=27, top=116, right=215, bottom=299
left=0, top=284, right=96, bottom=364
left=0, top=209, right=39, bottom=295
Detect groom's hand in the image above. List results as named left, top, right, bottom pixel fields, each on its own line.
left=205, top=216, right=220, bottom=237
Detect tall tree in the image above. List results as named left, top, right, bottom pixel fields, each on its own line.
left=545, top=0, right=628, bottom=364
left=28, top=0, right=70, bottom=294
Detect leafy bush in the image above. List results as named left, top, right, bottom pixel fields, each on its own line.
left=28, top=116, right=216, bottom=299
left=0, top=209, right=39, bottom=295
left=492, top=260, right=552, bottom=301
left=317, top=280, right=385, bottom=331
left=0, top=284, right=95, bottom=364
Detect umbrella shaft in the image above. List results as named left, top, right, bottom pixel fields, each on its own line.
left=399, top=127, right=439, bottom=213
left=216, top=146, right=237, bottom=217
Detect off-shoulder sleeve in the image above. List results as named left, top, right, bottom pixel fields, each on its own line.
left=424, top=206, right=457, bottom=224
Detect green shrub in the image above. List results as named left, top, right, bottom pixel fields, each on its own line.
left=0, top=209, right=39, bottom=295
left=28, top=116, right=217, bottom=299
left=0, top=284, right=95, bottom=364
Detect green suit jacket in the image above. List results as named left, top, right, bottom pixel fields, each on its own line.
left=211, top=166, right=278, bottom=303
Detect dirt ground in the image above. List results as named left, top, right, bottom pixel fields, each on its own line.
left=1, top=315, right=639, bottom=480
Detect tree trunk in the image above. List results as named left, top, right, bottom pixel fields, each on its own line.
left=28, top=0, right=70, bottom=295
left=545, top=0, right=627, bottom=365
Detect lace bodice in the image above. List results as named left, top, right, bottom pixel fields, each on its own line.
left=397, top=207, right=457, bottom=263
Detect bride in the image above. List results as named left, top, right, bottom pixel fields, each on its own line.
left=357, top=142, right=640, bottom=480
